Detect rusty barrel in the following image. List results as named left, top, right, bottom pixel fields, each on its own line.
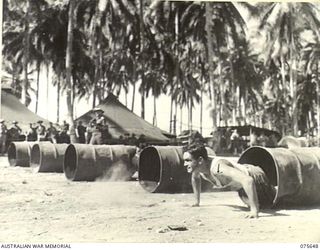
left=238, top=146, right=320, bottom=207
left=64, top=144, right=137, bottom=181
left=8, top=141, right=51, bottom=167
left=138, top=146, right=215, bottom=193
left=30, top=143, right=68, bottom=172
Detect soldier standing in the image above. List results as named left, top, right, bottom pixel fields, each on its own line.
left=0, top=119, right=8, bottom=155
left=89, top=108, right=105, bottom=145
left=9, top=121, right=22, bottom=141
left=26, top=123, right=37, bottom=141
left=36, top=120, right=47, bottom=141
left=75, top=121, right=86, bottom=144
left=47, top=122, right=58, bottom=143
left=59, top=120, right=70, bottom=143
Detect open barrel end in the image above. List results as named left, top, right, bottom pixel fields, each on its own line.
left=7, top=143, right=17, bottom=166
left=64, top=144, right=78, bottom=180
left=138, top=147, right=161, bottom=193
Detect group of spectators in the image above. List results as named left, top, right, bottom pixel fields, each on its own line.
left=0, top=119, right=71, bottom=155
left=0, top=107, right=148, bottom=155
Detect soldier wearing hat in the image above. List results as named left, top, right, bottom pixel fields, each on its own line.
left=9, top=121, right=22, bottom=142
left=58, top=120, right=70, bottom=143
left=89, top=108, right=105, bottom=145
left=46, top=122, right=58, bottom=143
left=26, top=123, right=37, bottom=141
left=36, top=120, right=47, bottom=141
left=0, top=119, right=8, bottom=155
left=75, top=121, right=86, bottom=144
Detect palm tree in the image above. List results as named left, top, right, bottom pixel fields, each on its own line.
left=65, top=0, right=76, bottom=142
left=181, top=2, right=250, bottom=130
left=145, top=1, right=192, bottom=133
left=3, top=0, right=48, bottom=106
left=257, top=2, right=320, bottom=135
left=301, top=38, right=320, bottom=144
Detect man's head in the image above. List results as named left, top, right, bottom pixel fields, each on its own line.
left=0, top=119, right=5, bottom=124
left=183, top=144, right=208, bottom=173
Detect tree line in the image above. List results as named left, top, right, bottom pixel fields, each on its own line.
left=2, top=1, right=320, bottom=143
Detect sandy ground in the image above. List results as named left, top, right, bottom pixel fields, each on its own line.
left=0, top=156, right=319, bottom=243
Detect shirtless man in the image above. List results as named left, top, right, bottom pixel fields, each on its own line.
left=183, top=144, right=262, bottom=218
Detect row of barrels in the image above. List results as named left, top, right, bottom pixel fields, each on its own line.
left=7, top=142, right=137, bottom=181
left=7, top=141, right=320, bottom=208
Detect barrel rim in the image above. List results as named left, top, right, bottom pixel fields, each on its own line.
left=64, top=143, right=98, bottom=181
left=239, top=146, right=280, bottom=205
left=64, top=144, right=79, bottom=180
left=138, top=145, right=163, bottom=193
left=31, top=142, right=58, bottom=171
left=7, top=142, right=17, bottom=166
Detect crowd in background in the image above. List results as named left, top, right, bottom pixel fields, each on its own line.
left=0, top=108, right=147, bottom=155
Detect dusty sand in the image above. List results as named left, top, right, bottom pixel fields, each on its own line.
left=0, top=156, right=319, bottom=243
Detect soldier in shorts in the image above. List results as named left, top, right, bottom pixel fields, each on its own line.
left=183, top=143, right=275, bottom=218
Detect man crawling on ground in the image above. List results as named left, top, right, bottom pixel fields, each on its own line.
left=183, top=143, right=275, bottom=219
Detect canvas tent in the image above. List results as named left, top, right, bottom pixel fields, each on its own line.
left=0, top=89, right=50, bottom=131
left=76, top=94, right=170, bottom=143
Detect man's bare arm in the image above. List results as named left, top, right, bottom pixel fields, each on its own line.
left=240, top=176, right=259, bottom=218
left=191, top=171, right=201, bottom=206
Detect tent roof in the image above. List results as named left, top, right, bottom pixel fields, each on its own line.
left=1, top=89, right=51, bottom=131
left=77, top=94, right=169, bottom=142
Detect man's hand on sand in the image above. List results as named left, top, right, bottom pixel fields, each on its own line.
left=245, top=212, right=258, bottom=219
left=192, top=203, right=199, bottom=207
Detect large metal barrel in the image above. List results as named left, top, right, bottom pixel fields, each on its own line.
left=64, top=144, right=137, bottom=181
left=30, top=143, right=68, bottom=172
left=8, top=141, right=50, bottom=167
left=238, top=146, right=320, bottom=207
left=138, top=146, right=216, bottom=193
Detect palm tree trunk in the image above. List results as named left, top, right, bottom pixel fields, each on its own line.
left=172, top=7, right=179, bottom=134
left=200, top=82, right=203, bottom=134
left=187, top=98, right=190, bottom=130
left=92, top=85, right=97, bottom=108
left=35, top=61, right=40, bottom=114
left=180, top=104, right=183, bottom=134
left=46, top=63, right=50, bottom=119
left=290, top=56, right=298, bottom=135
left=131, top=81, right=136, bottom=112
left=66, top=0, right=76, bottom=143
left=57, top=75, right=61, bottom=123
left=189, top=96, right=193, bottom=131
left=169, top=97, right=173, bottom=133
left=205, top=3, right=217, bottom=131
left=174, top=100, right=178, bottom=135
left=139, top=0, right=145, bottom=119
left=153, top=96, right=157, bottom=126
left=21, top=0, right=30, bottom=106
left=316, top=61, right=320, bottom=146
left=131, top=63, right=136, bottom=112
left=91, top=4, right=100, bottom=109
left=280, top=54, right=289, bottom=133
